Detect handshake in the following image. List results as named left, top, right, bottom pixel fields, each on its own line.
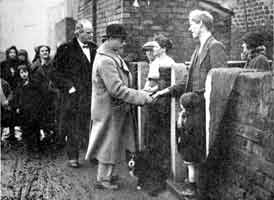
left=143, top=88, right=170, bottom=104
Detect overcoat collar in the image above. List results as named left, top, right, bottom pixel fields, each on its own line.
left=97, top=42, right=129, bottom=72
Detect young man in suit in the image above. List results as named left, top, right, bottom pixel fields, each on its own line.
left=53, top=19, right=97, bottom=168
left=152, top=9, right=227, bottom=195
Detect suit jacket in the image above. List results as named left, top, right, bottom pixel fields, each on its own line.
left=52, top=37, right=97, bottom=98
left=168, top=36, right=227, bottom=96
left=186, top=36, right=227, bottom=93
left=85, top=41, right=151, bottom=164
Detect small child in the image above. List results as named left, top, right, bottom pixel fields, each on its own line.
left=13, top=64, right=43, bottom=154
left=177, top=92, right=206, bottom=196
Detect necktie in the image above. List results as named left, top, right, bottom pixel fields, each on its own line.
left=83, top=44, right=89, bottom=48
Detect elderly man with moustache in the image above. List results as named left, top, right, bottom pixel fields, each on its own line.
left=85, top=23, right=153, bottom=190
left=52, top=19, right=97, bottom=168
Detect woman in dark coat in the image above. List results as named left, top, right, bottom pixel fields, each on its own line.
left=241, top=32, right=271, bottom=71
left=0, top=46, right=20, bottom=141
left=31, top=45, right=58, bottom=134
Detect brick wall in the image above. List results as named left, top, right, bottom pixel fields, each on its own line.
left=77, top=0, right=93, bottom=22
left=121, top=0, right=197, bottom=62
left=121, top=0, right=232, bottom=62
left=76, top=0, right=232, bottom=63
left=205, top=72, right=274, bottom=200
left=96, top=0, right=123, bottom=42
left=77, top=0, right=123, bottom=43
left=229, top=0, right=274, bottom=60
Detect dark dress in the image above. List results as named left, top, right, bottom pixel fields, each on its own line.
left=0, top=59, right=20, bottom=90
left=12, top=80, right=44, bottom=151
left=144, top=68, right=171, bottom=176
left=1, top=79, right=16, bottom=138
left=31, top=59, right=58, bottom=132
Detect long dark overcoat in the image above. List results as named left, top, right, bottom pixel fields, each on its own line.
left=52, top=37, right=97, bottom=158
left=85, top=42, right=151, bottom=164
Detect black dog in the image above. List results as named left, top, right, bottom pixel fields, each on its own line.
left=126, top=149, right=167, bottom=196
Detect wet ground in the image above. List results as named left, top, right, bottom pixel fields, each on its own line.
left=1, top=138, right=176, bottom=200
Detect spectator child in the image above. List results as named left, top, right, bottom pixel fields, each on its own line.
left=177, top=92, right=205, bottom=196
left=13, top=64, right=43, bottom=154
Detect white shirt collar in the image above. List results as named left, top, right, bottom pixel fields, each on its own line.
left=199, top=32, right=211, bottom=48
left=77, top=38, right=86, bottom=48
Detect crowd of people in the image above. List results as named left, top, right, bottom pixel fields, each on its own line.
left=1, top=44, right=58, bottom=153
left=1, top=8, right=272, bottom=196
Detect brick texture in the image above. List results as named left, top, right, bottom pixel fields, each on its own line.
left=229, top=0, right=274, bottom=60
left=76, top=0, right=232, bottom=63
left=205, top=73, right=274, bottom=200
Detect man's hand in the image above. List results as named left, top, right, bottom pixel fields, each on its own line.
left=69, top=86, right=76, bottom=94
left=151, top=88, right=169, bottom=101
left=146, top=95, right=154, bottom=104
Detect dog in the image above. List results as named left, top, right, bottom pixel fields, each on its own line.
left=126, top=149, right=167, bottom=196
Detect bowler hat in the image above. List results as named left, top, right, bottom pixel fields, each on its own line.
left=103, top=24, right=127, bottom=39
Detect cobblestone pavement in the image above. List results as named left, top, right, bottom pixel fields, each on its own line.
left=1, top=140, right=176, bottom=200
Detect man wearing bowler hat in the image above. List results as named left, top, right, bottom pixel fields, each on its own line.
left=85, top=23, right=153, bottom=190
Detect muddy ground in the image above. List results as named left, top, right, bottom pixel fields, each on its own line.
left=1, top=140, right=175, bottom=200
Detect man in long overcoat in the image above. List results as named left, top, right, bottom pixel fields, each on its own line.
left=85, top=24, right=153, bottom=190
left=52, top=19, right=97, bottom=168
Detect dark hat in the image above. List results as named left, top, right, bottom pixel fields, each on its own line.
left=103, top=23, right=127, bottom=39
left=242, top=32, right=265, bottom=49
left=18, top=49, right=28, bottom=57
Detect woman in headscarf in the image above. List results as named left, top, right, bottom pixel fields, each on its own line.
left=241, top=31, right=271, bottom=71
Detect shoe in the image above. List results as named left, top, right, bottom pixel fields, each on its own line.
left=67, top=160, right=80, bottom=168
left=94, top=180, right=119, bottom=190
left=181, top=183, right=196, bottom=196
